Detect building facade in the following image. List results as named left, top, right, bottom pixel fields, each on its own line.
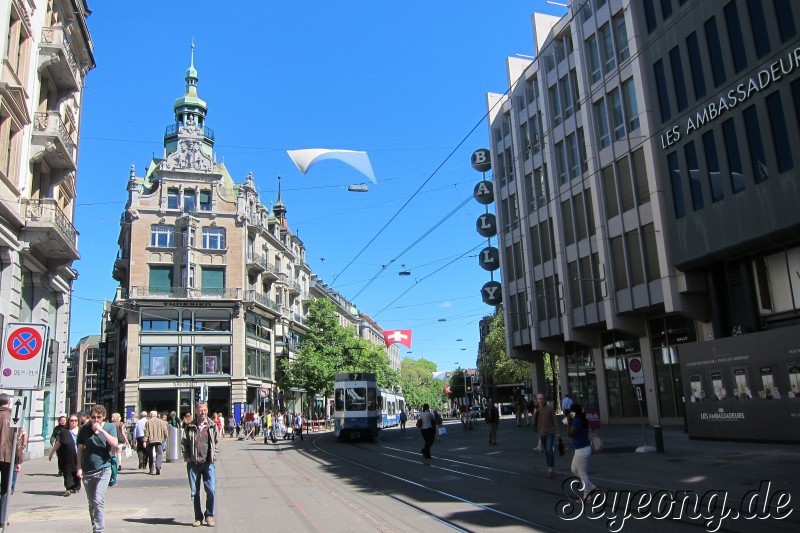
left=486, top=0, right=800, bottom=430
left=107, top=50, right=311, bottom=419
left=1, top=0, right=94, bottom=457
left=66, top=334, right=100, bottom=415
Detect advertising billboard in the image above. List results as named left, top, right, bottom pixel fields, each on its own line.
left=679, top=325, right=800, bottom=442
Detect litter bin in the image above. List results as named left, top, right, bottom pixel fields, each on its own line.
left=166, top=425, right=181, bottom=462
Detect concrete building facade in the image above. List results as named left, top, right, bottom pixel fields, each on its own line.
left=0, top=0, right=94, bottom=457
left=486, top=0, right=800, bottom=429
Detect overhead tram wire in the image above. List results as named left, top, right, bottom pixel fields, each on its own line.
left=372, top=240, right=485, bottom=319
left=348, top=194, right=475, bottom=301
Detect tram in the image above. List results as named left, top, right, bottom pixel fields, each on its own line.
left=334, top=373, right=379, bottom=441
left=333, top=373, right=405, bottom=440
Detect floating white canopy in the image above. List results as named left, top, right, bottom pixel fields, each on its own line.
left=286, top=149, right=377, bottom=184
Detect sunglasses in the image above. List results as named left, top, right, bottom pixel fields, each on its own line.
left=69, top=419, right=78, bottom=422
left=90, top=415, right=104, bottom=420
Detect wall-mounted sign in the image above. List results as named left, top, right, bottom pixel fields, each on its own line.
left=471, top=148, right=492, bottom=172
left=478, top=247, right=500, bottom=271
left=476, top=213, right=497, bottom=238
left=481, top=281, right=502, bottom=306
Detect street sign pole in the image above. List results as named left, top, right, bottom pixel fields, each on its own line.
left=3, top=396, right=26, bottom=533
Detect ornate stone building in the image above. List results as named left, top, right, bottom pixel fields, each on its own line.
left=0, top=0, right=94, bottom=457
left=106, top=49, right=311, bottom=418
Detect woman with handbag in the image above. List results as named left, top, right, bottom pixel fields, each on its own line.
left=48, top=414, right=81, bottom=496
left=111, top=413, right=129, bottom=471
left=567, top=403, right=598, bottom=502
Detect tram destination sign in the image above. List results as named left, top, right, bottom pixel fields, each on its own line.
left=0, top=323, right=50, bottom=390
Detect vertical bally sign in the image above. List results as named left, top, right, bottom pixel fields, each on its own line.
left=0, top=323, right=50, bottom=390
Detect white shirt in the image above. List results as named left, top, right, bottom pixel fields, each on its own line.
left=420, top=410, right=436, bottom=429
left=134, top=417, right=148, bottom=438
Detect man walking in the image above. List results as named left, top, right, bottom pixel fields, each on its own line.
left=561, top=393, right=573, bottom=417
left=418, top=404, right=436, bottom=459
left=485, top=400, right=500, bottom=445
left=144, top=410, right=168, bottom=475
left=535, top=394, right=561, bottom=478
left=182, top=402, right=219, bottom=527
left=134, top=411, right=148, bottom=469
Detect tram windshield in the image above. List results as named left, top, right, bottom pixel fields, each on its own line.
left=345, top=387, right=366, bottom=411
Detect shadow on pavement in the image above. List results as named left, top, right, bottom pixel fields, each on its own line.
left=22, top=490, right=70, bottom=496
left=124, top=517, right=187, bottom=526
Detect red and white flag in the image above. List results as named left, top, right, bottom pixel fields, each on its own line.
left=383, top=329, right=412, bottom=349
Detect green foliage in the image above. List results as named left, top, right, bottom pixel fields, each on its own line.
left=399, top=357, right=445, bottom=409
left=447, top=368, right=467, bottom=400
left=282, top=298, right=399, bottom=399
left=479, top=312, right=531, bottom=384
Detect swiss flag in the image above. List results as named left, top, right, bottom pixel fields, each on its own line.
left=383, top=329, right=412, bottom=349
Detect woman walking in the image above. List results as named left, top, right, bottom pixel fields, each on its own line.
left=567, top=403, right=597, bottom=501
left=48, top=414, right=81, bottom=495
left=76, top=404, right=119, bottom=533
left=110, top=413, right=129, bottom=471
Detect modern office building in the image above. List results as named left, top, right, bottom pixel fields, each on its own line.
left=106, top=49, right=311, bottom=419
left=0, top=0, right=94, bottom=457
left=66, top=334, right=100, bottom=414
left=486, top=0, right=800, bottom=436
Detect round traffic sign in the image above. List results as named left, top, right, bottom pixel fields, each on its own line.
left=629, top=357, right=642, bottom=373
left=6, top=327, right=43, bottom=361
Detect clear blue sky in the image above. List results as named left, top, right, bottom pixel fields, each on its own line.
left=70, top=1, right=565, bottom=372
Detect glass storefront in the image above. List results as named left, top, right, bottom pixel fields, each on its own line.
left=602, top=331, right=647, bottom=418
left=649, top=315, right=697, bottom=418
left=563, top=343, right=599, bottom=409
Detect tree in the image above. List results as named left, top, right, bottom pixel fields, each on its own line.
left=282, top=298, right=399, bottom=400
left=480, top=312, right=531, bottom=386
left=399, top=357, right=444, bottom=409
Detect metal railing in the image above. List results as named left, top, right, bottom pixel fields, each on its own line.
left=40, top=26, right=78, bottom=79
left=22, top=198, right=78, bottom=248
left=131, top=286, right=241, bottom=299
left=33, top=111, right=76, bottom=153
left=164, top=123, right=215, bottom=140
left=246, top=290, right=282, bottom=313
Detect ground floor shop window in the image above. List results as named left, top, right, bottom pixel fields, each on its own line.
left=603, top=332, right=648, bottom=418
left=563, top=344, right=599, bottom=409
left=650, top=315, right=696, bottom=418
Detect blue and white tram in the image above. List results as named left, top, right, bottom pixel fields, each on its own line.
left=334, top=373, right=380, bottom=441
left=379, top=389, right=405, bottom=429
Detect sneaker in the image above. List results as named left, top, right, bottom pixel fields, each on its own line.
left=205, top=517, right=215, bottom=527
left=63, top=491, right=71, bottom=497
left=192, top=520, right=202, bottom=527
left=156, top=468, right=161, bottom=475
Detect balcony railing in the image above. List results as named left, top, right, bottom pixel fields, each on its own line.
left=246, top=290, right=282, bottom=313
left=130, top=286, right=241, bottom=299
left=32, top=111, right=77, bottom=170
left=22, top=198, right=78, bottom=249
left=164, top=123, right=215, bottom=140
left=246, top=252, right=267, bottom=271
left=39, top=25, right=80, bottom=91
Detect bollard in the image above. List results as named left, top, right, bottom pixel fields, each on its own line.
left=166, top=425, right=181, bottom=462
left=653, top=425, right=665, bottom=453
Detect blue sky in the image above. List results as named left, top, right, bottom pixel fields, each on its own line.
left=70, top=1, right=565, bottom=371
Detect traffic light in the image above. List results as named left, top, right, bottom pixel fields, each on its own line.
left=465, top=376, right=473, bottom=394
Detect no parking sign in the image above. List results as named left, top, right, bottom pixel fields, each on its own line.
left=0, top=323, right=49, bottom=390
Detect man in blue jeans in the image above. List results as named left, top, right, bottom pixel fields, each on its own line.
left=535, top=393, right=561, bottom=478
left=182, top=402, right=220, bottom=527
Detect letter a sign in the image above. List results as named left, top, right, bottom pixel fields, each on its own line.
left=0, top=323, right=50, bottom=390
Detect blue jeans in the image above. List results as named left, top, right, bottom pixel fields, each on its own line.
left=540, top=433, right=555, bottom=469
left=83, top=467, right=111, bottom=533
left=187, top=461, right=216, bottom=521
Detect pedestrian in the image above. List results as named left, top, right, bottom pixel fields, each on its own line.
left=568, top=403, right=598, bottom=501
left=417, top=404, right=436, bottom=459
left=535, top=394, right=561, bottom=477
left=49, top=414, right=81, bottom=496
left=144, top=409, right=169, bottom=475
left=485, top=400, right=500, bottom=445
left=77, top=411, right=89, bottom=426
left=561, top=393, right=573, bottom=417
left=0, top=393, right=15, bottom=525
left=110, top=413, right=128, bottom=471
left=516, top=394, right=527, bottom=426
left=76, top=404, right=119, bottom=533
left=134, top=411, right=148, bottom=469
left=168, top=411, right=181, bottom=428
left=50, top=415, right=67, bottom=475
left=182, top=401, right=219, bottom=528
left=293, top=412, right=303, bottom=441
left=226, top=415, right=235, bottom=438
left=399, top=409, right=407, bottom=432
left=433, top=409, right=443, bottom=442
left=182, top=411, right=193, bottom=429
left=11, top=425, right=27, bottom=495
